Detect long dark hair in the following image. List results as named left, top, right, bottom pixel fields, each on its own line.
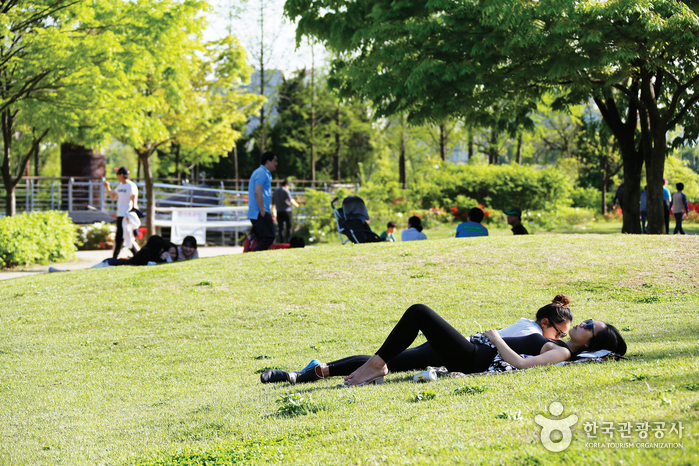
left=408, top=216, right=423, bottom=232
left=588, top=323, right=627, bottom=356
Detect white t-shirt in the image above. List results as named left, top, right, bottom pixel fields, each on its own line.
left=498, top=318, right=542, bottom=338
left=401, top=228, right=427, bottom=241
left=116, top=180, right=138, bottom=216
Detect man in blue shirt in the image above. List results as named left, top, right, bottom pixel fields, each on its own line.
left=248, top=151, right=278, bottom=251
left=455, top=207, right=489, bottom=238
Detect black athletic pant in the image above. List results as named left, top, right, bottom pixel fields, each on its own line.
left=277, top=210, right=292, bottom=243
left=327, top=304, right=494, bottom=377
left=251, top=213, right=275, bottom=251
left=673, top=213, right=685, bottom=235
left=113, top=216, right=125, bottom=259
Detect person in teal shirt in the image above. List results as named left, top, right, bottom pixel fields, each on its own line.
left=380, top=221, right=397, bottom=242
left=456, top=208, right=489, bottom=238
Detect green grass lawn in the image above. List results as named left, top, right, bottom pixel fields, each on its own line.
left=1, top=235, right=698, bottom=465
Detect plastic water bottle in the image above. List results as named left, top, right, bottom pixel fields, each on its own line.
left=413, top=368, right=437, bottom=383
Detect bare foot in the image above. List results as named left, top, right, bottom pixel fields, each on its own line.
left=344, top=355, right=388, bottom=385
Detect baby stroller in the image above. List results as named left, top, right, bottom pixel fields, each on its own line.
left=332, top=196, right=381, bottom=244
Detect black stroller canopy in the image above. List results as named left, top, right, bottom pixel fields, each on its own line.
left=342, top=196, right=370, bottom=222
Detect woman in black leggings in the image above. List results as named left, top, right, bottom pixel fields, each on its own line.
left=264, top=303, right=627, bottom=386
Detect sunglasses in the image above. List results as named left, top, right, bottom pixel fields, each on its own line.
left=581, top=319, right=596, bottom=336
left=550, top=321, right=567, bottom=339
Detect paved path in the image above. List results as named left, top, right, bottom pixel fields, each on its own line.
left=0, top=247, right=244, bottom=281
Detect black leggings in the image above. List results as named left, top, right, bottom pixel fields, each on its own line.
left=327, top=304, right=495, bottom=377
left=113, top=217, right=125, bottom=259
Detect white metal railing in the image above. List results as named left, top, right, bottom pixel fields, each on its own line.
left=0, top=176, right=356, bottom=214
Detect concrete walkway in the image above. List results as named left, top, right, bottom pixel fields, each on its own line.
left=0, top=246, right=244, bottom=281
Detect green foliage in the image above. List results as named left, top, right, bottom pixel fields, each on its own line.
left=453, top=383, right=489, bottom=396
left=495, top=410, right=522, bottom=420
left=664, top=155, right=699, bottom=203
left=276, top=392, right=325, bottom=417
left=298, top=189, right=341, bottom=244
left=76, top=222, right=116, bottom=251
left=416, top=164, right=573, bottom=211
left=570, top=186, right=602, bottom=211
left=0, top=211, right=75, bottom=268
left=412, top=390, right=438, bottom=402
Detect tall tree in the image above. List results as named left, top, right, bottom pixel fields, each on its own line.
left=114, top=1, right=261, bottom=235
left=0, top=0, right=117, bottom=215
left=285, top=0, right=699, bottom=234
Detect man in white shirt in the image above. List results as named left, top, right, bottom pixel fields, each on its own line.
left=104, top=166, right=140, bottom=258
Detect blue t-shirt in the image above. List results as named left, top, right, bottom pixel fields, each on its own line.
left=456, top=221, right=489, bottom=238
left=640, top=192, right=647, bottom=212
left=247, top=165, right=272, bottom=219
left=663, top=186, right=671, bottom=204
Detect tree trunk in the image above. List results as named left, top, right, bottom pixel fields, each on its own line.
left=399, top=123, right=407, bottom=189
left=137, top=148, right=156, bottom=238
left=335, top=105, right=341, bottom=181
left=233, top=144, right=239, bottom=191
left=488, top=132, right=499, bottom=165
left=439, top=124, right=446, bottom=161
left=258, top=0, right=266, bottom=154
left=516, top=133, right=523, bottom=165
left=601, top=159, right=608, bottom=215
left=1, top=110, right=15, bottom=216
left=34, top=145, right=39, bottom=177
left=620, top=148, right=643, bottom=234
left=174, top=143, right=181, bottom=181
left=593, top=90, right=642, bottom=234
left=644, top=134, right=667, bottom=234
left=468, top=131, right=474, bottom=161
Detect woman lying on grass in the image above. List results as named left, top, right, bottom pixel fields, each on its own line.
left=261, top=296, right=626, bottom=386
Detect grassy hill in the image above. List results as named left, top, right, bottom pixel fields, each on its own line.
left=1, top=235, right=697, bottom=465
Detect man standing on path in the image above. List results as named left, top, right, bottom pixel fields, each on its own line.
left=505, top=207, right=529, bottom=235
left=248, top=152, right=278, bottom=251
left=104, top=167, right=140, bottom=259
left=272, top=180, right=299, bottom=243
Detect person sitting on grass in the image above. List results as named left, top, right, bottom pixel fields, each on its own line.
left=505, top=207, right=528, bottom=235
left=455, top=208, right=489, bottom=238
left=380, top=221, right=398, bottom=242
left=401, top=216, right=427, bottom=241
left=261, top=295, right=589, bottom=384
left=177, top=235, right=199, bottom=261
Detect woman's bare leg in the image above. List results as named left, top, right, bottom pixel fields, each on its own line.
left=344, top=355, right=389, bottom=385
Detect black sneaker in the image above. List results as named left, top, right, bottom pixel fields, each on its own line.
left=260, top=369, right=291, bottom=384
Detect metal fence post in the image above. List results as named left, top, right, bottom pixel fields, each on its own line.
left=68, top=178, right=74, bottom=211
left=51, top=180, right=55, bottom=210
left=100, top=178, right=106, bottom=211
left=88, top=179, right=94, bottom=208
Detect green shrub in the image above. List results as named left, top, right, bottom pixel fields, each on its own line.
left=520, top=206, right=597, bottom=232
left=0, top=211, right=76, bottom=268
left=570, top=186, right=602, bottom=211
left=76, top=221, right=116, bottom=250
left=416, top=164, right=574, bottom=211
left=298, top=188, right=350, bottom=244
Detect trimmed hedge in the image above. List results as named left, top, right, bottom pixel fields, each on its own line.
left=413, top=164, right=574, bottom=211
left=0, top=211, right=76, bottom=268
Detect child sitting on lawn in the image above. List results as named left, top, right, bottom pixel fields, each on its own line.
left=380, top=221, right=397, bottom=242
